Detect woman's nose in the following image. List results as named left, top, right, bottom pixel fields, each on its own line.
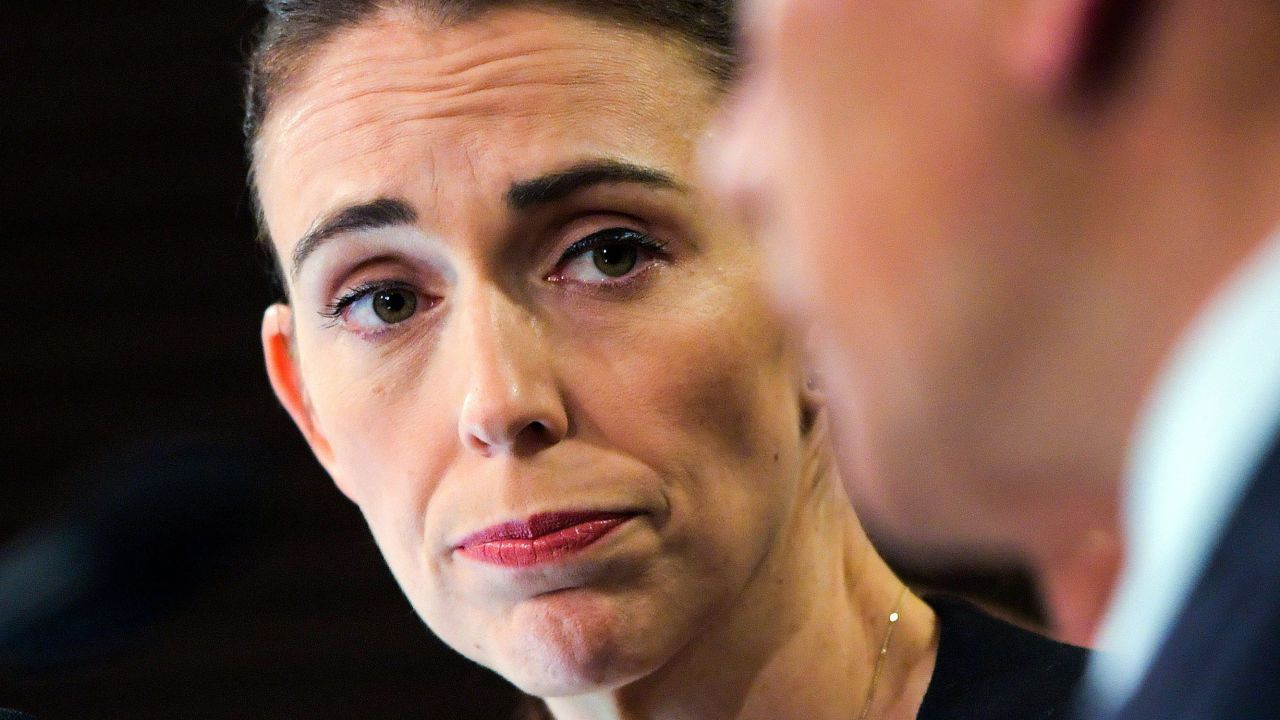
left=455, top=290, right=568, bottom=457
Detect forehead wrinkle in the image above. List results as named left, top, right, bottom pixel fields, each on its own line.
left=272, top=46, right=663, bottom=152
left=257, top=9, right=717, bottom=248
left=263, top=5, right=711, bottom=149
left=267, top=62, right=674, bottom=205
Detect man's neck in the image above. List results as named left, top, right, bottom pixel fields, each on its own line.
left=1026, top=72, right=1280, bottom=648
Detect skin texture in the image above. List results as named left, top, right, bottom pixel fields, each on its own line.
left=706, top=0, right=1280, bottom=642
left=256, top=7, right=937, bottom=717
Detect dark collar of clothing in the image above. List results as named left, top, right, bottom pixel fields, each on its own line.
left=917, top=595, right=1087, bottom=720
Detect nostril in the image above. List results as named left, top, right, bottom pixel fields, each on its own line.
left=519, top=420, right=554, bottom=445
left=511, top=419, right=564, bottom=456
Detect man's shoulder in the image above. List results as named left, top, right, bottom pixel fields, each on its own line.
left=1118, top=430, right=1280, bottom=719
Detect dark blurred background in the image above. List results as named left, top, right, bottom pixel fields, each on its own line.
left=0, top=3, right=519, bottom=718
left=0, top=4, right=1041, bottom=719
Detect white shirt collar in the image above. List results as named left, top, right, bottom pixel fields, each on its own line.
left=1088, top=226, right=1280, bottom=710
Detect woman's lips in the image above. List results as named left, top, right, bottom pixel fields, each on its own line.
left=454, top=511, right=636, bottom=567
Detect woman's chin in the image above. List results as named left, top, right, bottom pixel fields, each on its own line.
left=504, top=659, right=642, bottom=699
left=487, top=589, right=673, bottom=698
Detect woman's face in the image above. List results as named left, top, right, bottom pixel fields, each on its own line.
left=257, top=7, right=811, bottom=696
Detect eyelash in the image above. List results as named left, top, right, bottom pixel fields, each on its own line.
left=551, top=227, right=670, bottom=278
left=317, top=228, right=671, bottom=325
left=560, top=228, right=667, bottom=259
left=319, top=279, right=415, bottom=322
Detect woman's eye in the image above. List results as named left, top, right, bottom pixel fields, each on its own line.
left=591, top=244, right=638, bottom=278
left=369, top=288, right=417, bottom=323
left=555, top=228, right=663, bottom=284
left=323, top=283, right=421, bottom=332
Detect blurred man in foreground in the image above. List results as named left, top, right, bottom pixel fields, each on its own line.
left=706, top=1, right=1280, bottom=717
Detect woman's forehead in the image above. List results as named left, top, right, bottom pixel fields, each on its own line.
left=255, top=6, right=716, bottom=252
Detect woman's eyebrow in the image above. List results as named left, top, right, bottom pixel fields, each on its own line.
left=289, top=161, right=681, bottom=279
left=507, top=159, right=685, bottom=210
left=291, top=197, right=417, bottom=279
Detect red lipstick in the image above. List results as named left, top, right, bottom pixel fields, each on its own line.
left=455, top=511, right=635, bottom=567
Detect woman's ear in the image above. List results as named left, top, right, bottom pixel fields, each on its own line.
left=795, top=324, right=826, bottom=434
left=261, top=304, right=337, bottom=475
left=800, top=368, right=825, bottom=434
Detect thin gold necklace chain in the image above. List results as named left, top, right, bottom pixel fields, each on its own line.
left=856, top=584, right=909, bottom=720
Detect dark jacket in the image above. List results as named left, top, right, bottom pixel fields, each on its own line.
left=1108, top=430, right=1280, bottom=719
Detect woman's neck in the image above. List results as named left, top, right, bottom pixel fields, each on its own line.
left=543, top=474, right=939, bottom=720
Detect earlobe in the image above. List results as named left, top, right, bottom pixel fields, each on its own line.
left=796, top=324, right=827, bottom=435
left=799, top=370, right=825, bottom=435
left=1009, top=0, right=1097, bottom=96
left=261, top=304, right=336, bottom=473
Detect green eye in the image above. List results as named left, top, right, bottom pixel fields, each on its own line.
left=372, top=289, right=417, bottom=324
left=592, top=244, right=638, bottom=278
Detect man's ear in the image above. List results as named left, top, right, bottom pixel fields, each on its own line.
left=261, top=304, right=338, bottom=477
left=1010, top=0, right=1098, bottom=96
left=1011, top=0, right=1151, bottom=100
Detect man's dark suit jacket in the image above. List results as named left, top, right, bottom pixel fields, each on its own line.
left=1112, top=428, right=1280, bottom=718
left=0, top=710, right=34, bottom=720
